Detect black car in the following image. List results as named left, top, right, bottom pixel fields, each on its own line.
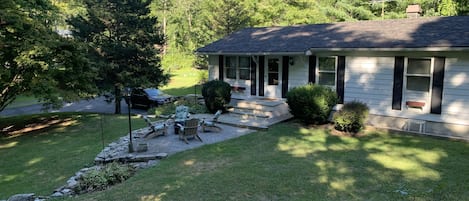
left=129, top=88, right=172, bottom=108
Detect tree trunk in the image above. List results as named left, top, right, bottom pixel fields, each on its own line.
left=114, top=85, right=121, bottom=114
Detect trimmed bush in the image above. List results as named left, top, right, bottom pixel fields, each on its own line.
left=201, top=80, right=231, bottom=113
left=76, top=162, right=135, bottom=194
left=333, top=101, right=369, bottom=133
left=286, top=84, right=337, bottom=124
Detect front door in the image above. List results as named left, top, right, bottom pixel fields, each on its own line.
left=264, top=57, right=282, bottom=98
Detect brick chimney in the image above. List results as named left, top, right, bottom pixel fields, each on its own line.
left=406, top=4, right=422, bottom=18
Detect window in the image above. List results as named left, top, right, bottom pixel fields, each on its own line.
left=318, top=57, right=336, bottom=87
left=225, top=56, right=237, bottom=79
left=239, top=56, right=251, bottom=80
left=225, top=56, right=251, bottom=80
left=406, top=58, right=431, bottom=92
left=268, top=58, right=279, bottom=85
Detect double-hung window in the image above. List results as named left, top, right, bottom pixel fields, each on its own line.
left=318, top=57, right=336, bottom=87
left=406, top=58, right=431, bottom=92
left=225, top=56, right=237, bottom=79
left=404, top=58, right=433, bottom=111
left=268, top=58, right=279, bottom=85
left=239, top=57, right=251, bottom=80
left=225, top=56, right=251, bottom=80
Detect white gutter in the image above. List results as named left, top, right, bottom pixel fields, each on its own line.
left=308, top=47, right=469, bottom=52
left=196, top=47, right=469, bottom=55
left=195, top=51, right=305, bottom=56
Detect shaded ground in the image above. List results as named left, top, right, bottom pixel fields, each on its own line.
left=0, top=96, right=146, bottom=117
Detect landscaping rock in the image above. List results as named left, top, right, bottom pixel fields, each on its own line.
left=51, top=192, right=63, bottom=197
left=155, top=152, right=168, bottom=159
left=7, top=193, right=35, bottom=201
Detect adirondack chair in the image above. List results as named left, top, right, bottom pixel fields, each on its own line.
left=142, top=115, right=167, bottom=139
left=200, top=110, right=222, bottom=132
left=176, top=118, right=202, bottom=144
left=173, top=105, right=190, bottom=134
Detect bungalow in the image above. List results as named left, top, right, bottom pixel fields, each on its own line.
left=196, top=15, right=469, bottom=140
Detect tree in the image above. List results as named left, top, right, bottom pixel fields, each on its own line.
left=439, top=0, right=458, bottom=16
left=69, top=0, right=169, bottom=114
left=0, top=0, right=97, bottom=112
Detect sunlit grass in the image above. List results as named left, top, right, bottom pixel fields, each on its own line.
left=0, top=113, right=146, bottom=199
left=66, top=122, right=469, bottom=201
left=161, top=68, right=203, bottom=96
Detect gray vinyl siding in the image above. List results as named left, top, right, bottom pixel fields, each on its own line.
left=344, top=57, right=395, bottom=114
left=288, top=56, right=309, bottom=89
left=441, top=57, right=469, bottom=123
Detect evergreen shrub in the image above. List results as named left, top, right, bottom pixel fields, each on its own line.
left=201, top=80, right=231, bottom=113
left=286, top=84, right=337, bottom=124
left=333, top=101, right=369, bottom=133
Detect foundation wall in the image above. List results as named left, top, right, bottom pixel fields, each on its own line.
left=367, top=114, right=469, bottom=140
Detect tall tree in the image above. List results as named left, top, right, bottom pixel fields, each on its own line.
left=0, top=0, right=97, bottom=111
left=69, top=0, right=169, bottom=114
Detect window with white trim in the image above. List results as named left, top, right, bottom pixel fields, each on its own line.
left=318, top=57, right=336, bottom=87
left=225, top=56, right=237, bottom=79
left=268, top=58, right=279, bottom=85
left=404, top=58, right=433, bottom=111
left=224, top=56, right=251, bottom=80
left=406, top=58, right=431, bottom=92
left=239, top=56, right=251, bottom=80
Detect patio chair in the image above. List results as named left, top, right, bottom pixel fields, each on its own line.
left=142, top=116, right=167, bottom=139
left=173, top=105, right=190, bottom=134
left=200, top=110, right=222, bottom=132
left=176, top=118, right=202, bottom=144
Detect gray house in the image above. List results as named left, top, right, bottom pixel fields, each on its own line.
left=196, top=16, right=469, bottom=140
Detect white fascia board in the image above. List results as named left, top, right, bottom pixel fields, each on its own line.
left=308, top=47, right=469, bottom=52
left=195, top=51, right=305, bottom=56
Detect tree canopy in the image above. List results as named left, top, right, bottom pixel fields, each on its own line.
left=0, top=0, right=97, bottom=111
left=69, top=0, right=169, bottom=114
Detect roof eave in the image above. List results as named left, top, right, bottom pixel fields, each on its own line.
left=195, top=51, right=306, bottom=56
left=308, top=47, right=469, bottom=52
left=196, top=47, right=469, bottom=55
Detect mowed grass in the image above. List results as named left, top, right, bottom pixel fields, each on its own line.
left=66, top=122, right=469, bottom=201
left=0, top=113, right=146, bottom=199
left=5, top=95, right=41, bottom=109
left=161, top=68, right=203, bottom=96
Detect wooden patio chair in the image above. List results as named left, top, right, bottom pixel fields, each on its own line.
left=176, top=118, right=202, bottom=144
left=200, top=110, right=222, bottom=132
left=172, top=105, right=190, bottom=134
left=142, top=115, right=167, bottom=139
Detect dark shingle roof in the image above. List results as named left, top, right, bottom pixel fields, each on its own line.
left=197, top=16, right=469, bottom=54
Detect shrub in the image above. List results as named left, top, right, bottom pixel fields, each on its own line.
left=286, top=84, right=337, bottom=124
left=201, top=80, right=231, bottom=113
left=333, top=101, right=369, bottom=133
left=76, top=162, right=135, bottom=193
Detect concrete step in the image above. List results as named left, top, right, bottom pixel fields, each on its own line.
left=227, top=107, right=271, bottom=118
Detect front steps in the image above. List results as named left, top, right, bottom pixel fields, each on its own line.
left=219, top=98, right=293, bottom=130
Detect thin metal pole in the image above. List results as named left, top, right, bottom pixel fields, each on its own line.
left=128, top=100, right=133, bottom=153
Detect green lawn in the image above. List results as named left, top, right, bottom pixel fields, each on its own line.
left=5, top=95, right=41, bottom=109
left=58, top=122, right=468, bottom=201
left=0, top=113, right=146, bottom=199
left=161, top=68, right=203, bottom=96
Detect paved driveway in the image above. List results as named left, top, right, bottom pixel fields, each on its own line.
left=0, top=96, right=148, bottom=117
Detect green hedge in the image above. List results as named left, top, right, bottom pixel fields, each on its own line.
left=286, top=84, right=337, bottom=124
left=201, top=80, right=231, bottom=113
left=333, top=101, right=369, bottom=133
